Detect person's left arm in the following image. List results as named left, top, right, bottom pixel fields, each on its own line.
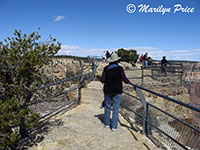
left=121, top=69, right=131, bottom=84
left=100, top=69, right=106, bottom=83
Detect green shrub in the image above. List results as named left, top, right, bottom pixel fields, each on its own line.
left=0, top=28, right=61, bottom=149
left=117, top=48, right=139, bottom=65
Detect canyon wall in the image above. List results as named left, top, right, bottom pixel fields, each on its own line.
left=182, top=62, right=200, bottom=130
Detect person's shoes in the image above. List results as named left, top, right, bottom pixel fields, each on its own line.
left=111, top=128, right=116, bottom=132
left=104, top=125, right=109, bottom=128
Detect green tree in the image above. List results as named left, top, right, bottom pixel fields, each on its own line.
left=117, top=48, right=139, bottom=65
left=0, top=29, right=61, bottom=149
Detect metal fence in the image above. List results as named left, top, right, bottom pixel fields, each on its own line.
left=125, top=62, right=184, bottom=87
left=121, top=83, right=200, bottom=150
left=28, top=57, right=99, bottom=120
left=150, top=62, right=183, bottom=86
left=125, top=67, right=144, bottom=86
left=17, top=57, right=99, bottom=148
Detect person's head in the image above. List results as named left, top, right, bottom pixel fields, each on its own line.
left=107, top=53, right=121, bottom=64
left=163, top=56, right=166, bottom=59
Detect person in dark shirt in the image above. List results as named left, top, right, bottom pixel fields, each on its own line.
left=105, top=51, right=111, bottom=59
left=143, top=52, right=148, bottom=68
left=161, top=56, right=168, bottom=73
left=100, top=53, right=131, bottom=131
left=161, top=56, right=167, bottom=66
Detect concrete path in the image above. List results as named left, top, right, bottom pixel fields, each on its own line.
left=29, top=81, right=161, bottom=150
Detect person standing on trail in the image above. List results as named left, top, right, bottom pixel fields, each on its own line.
left=161, top=56, right=168, bottom=67
left=100, top=53, right=131, bottom=131
left=105, top=50, right=111, bottom=59
left=139, top=54, right=143, bottom=63
left=102, top=51, right=107, bottom=60
left=143, top=52, right=148, bottom=68
left=161, top=56, right=168, bottom=73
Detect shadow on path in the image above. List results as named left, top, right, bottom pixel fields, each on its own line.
left=18, top=119, right=63, bottom=149
left=94, top=114, right=104, bottom=124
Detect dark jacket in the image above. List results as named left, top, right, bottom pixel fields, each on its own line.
left=100, top=63, right=130, bottom=94
left=161, top=58, right=168, bottom=66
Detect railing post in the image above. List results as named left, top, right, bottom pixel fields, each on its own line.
left=145, top=103, right=152, bottom=135
left=135, top=87, right=152, bottom=135
left=141, top=66, right=144, bottom=86
left=78, top=61, right=83, bottom=105
left=91, top=59, right=96, bottom=81
left=180, top=64, right=183, bottom=86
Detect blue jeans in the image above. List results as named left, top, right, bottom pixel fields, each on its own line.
left=144, top=60, right=148, bottom=68
left=104, top=93, right=121, bottom=129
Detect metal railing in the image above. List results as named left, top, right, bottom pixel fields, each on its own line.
left=17, top=57, right=99, bottom=148
left=150, top=62, right=183, bottom=86
left=28, top=57, right=99, bottom=120
left=125, top=67, right=144, bottom=86
left=125, top=62, right=184, bottom=87
left=122, top=83, right=200, bottom=150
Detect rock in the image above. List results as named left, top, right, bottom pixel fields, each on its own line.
left=183, top=82, right=200, bottom=130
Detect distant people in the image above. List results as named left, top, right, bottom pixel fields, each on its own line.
left=161, top=56, right=168, bottom=67
left=102, top=51, right=107, bottom=60
left=161, top=56, right=168, bottom=73
left=102, top=51, right=111, bottom=60
left=106, top=51, right=111, bottom=59
left=139, top=55, right=143, bottom=63
left=100, top=53, right=131, bottom=131
left=143, top=52, right=148, bottom=68
left=147, top=57, right=152, bottom=66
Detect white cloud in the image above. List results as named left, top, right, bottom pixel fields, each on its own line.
left=161, top=49, right=200, bottom=61
left=121, top=46, right=161, bottom=59
left=170, top=49, right=200, bottom=53
left=123, top=48, right=200, bottom=61
left=167, top=49, right=200, bottom=60
left=170, top=50, right=191, bottom=53
left=174, top=56, right=190, bottom=61
left=57, top=45, right=115, bottom=57
left=53, top=15, right=65, bottom=22
left=133, top=47, right=158, bottom=51
left=56, top=45, right=81, bottom=55
left=133, top=47, right=159, bottom=56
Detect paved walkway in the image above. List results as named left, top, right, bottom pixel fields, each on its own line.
left=29, top=81, right=160, bottom=150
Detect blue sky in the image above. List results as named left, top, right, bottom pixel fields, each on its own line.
left=0, top=0, right=200, bottom=61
